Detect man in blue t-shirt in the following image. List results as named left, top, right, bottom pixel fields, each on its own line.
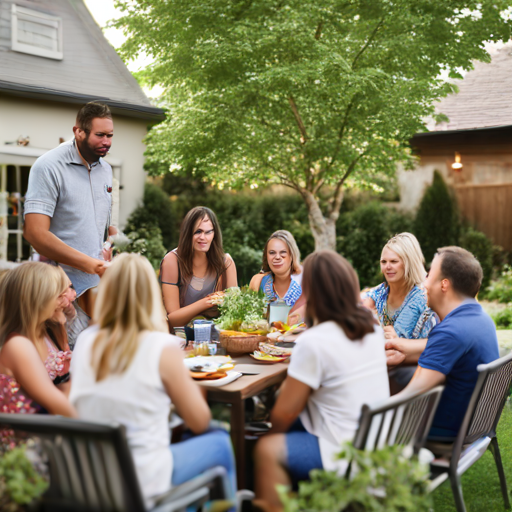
left=396, top=246, right=499, bottom=439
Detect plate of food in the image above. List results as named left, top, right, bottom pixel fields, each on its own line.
left=192, top=370, right=243, bottom=386
left=184, top=356, right=234, bottom=374
left=250, top=351, right=289, bottom=363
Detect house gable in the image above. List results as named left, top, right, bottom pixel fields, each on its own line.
left=0, top=0, right=162, bottom=119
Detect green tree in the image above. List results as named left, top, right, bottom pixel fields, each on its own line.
left=413, top=170, right=460, bottom=264
left=114, top=0, right=512, bottom=250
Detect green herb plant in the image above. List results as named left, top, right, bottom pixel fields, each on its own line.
left=0, top=445, right=48, bottom=512
left=216, top=287, right=268, bottom=332
left=278, top=442, right=432, bottom=512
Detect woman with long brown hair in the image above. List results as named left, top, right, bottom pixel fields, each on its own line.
left=0, top=262, right=76, bottom=416
left=254, top=251, right=389, bottom=512
left=161, top=206, right=237, bottom=328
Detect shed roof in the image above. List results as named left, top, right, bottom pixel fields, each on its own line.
left=433, top=43, right=512, bottom=132
left=0, top=0, right=163, bottom=120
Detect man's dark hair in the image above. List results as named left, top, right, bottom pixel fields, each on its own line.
left=436, top=246, right=483, bottom=298
left=76, top=102, right=112, bottom=132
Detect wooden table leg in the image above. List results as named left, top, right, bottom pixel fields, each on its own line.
left=230, top=396, right=246, bottom=489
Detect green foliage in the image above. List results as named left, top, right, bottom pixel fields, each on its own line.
left=119, top=222, right=166, bottom=270
left=279, top=442, right=431, bottom=512
left=114, top=0, right=512, bottom=249
left=487, top=266, right=512, bottom=304
left=0, top=446, right=48, bottom=512
left=216, top=287, right=267, bottom=331
left=127, top=182, right=175, bottom=249
left=493, top=308, right=512, bottom=330
left=338, top=202, right=413, bottom=287
left=413, top=171, right=460, bottom=264
left=459, top=227, right=494, bottom=293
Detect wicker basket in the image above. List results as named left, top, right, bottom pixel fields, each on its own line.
left=219, top=332, right=267, bottom=356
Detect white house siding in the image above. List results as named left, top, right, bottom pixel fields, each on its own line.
left=0, top=94, right=147, bottom=228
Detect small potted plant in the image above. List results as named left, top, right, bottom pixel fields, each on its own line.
left=278, top=442, right=432, bottom=512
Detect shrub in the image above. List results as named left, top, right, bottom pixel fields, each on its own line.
left=119, top=222, right=166, bottom=270
left=338, top=202, right=413, bottom=287
left=127, top=182, right=175, bottom=249
left=459, top=227, right=494, bottom=292
left=487, top=265, right=512, bottom=304
left=0, top=445, right=48, bottom=512
left=413, top=170, right=460, bottom=264
left=279, top=442, right=432, bottom=512
left=493, top=308, right=512, bottom=330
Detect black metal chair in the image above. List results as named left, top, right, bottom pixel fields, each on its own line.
left=0, top=413, right=231, bottom=512
left=345, top=385, right=444, bottom=479
left=427, top=351, right=512, bottom=512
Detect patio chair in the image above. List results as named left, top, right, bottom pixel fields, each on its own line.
left=0, top=413, right=233, bottom=512
left=345, top=385, right=444, bottom=479
left=427, top=351, right=512, bottom=512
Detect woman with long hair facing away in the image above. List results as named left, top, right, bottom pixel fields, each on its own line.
left=249, top=230, right=305, bottom=325
left=70, top=253, right=236, bottom=509
left=254, top=251, right=389, bottom=512
left=0, top=262, right=76, bottom=416
left=361, top=233, right=436, bottom=383
left=160, top=206, right=237, bottom=328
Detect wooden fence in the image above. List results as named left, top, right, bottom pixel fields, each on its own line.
left=454, top=183, right=512, bottom=252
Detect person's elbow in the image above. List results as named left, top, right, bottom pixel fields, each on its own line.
left=188, top=404, right=212, bottom=434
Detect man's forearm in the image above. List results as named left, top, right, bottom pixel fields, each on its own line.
left=400, top=338, right=428, bottom=365
left=25, top=228, right=97, bottom=274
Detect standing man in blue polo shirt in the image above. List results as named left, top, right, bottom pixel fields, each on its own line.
left=395, top=246, right=499, bottom=439
left=24, top=102, right=116, bottom=347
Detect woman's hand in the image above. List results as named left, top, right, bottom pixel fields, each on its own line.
left=385, top=339, right=406, bottom=367
left=383, top=325, right=398, bottom=340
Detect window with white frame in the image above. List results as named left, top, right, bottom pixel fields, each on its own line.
left=11, top=4, right=63, bottom=60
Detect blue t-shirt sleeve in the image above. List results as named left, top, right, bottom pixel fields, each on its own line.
left=364, top=283, right=385, bottom=304
left=418, top=327, right=464, bottom=375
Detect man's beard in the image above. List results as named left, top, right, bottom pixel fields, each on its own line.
left=77, top=135, right=101, bottom=163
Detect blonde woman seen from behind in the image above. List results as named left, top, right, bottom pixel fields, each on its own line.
left=70, top=253, right=236, bottom=509
left=0, top=262, right=76, bottom=416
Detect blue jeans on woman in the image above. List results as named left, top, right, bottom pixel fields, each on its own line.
left=170, top=429, right=237, bottom=497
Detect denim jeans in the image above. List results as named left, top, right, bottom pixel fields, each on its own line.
left=170, top=429, right=236, bottom=498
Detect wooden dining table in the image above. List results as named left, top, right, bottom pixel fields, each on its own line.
left=198, top=355, right=289, bottom=488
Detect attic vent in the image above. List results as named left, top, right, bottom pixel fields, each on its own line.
left=11, top=4, right=63, bottom=60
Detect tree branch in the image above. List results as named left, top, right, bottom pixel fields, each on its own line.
left=351, top=18, right=384, bottom=69
left=328, top=152, right=366, bottom=219
left=288, top=96, right=308, bottom=144
left=327, top=100, right=354, bottom=171
left=315, top=21, right=323, bottom=40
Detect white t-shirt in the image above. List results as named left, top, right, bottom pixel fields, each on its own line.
left=288, top=320, right=389, bottom=473
left=69, top=326, right=179, bottom=508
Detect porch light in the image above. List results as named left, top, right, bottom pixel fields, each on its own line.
left=451, top=152, right=463, bottom=171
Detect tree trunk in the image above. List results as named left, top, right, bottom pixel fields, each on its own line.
left=303, top=191, right=337, bottom=251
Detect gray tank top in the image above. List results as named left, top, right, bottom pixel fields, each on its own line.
left=183, top=273, right=218, bottom=307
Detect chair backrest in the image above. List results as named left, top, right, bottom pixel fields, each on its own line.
left=0, top=413, right=146, bottom=512
left=451, top=351, right=512, bottom=460
left=352, top=385, right=444, bottom=454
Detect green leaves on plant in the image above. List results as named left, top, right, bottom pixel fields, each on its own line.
left=278, top=442, right=432, bottom=512
left=0, top=445, right=48, bottom=511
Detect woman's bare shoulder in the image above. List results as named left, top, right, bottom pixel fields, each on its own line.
left=249, top=272, right=268, bottom=291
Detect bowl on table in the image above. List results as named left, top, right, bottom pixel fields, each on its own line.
left=219, top=331, right=267, bottom=356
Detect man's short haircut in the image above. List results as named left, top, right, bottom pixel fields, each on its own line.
left=436, top=246, right=483, bottom=298
left=76, top=102, right=112, bottom=132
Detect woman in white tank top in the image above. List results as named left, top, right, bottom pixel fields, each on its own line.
left=70, top=253, right=236, bottom=509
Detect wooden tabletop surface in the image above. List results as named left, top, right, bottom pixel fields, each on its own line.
left=198, top=355, right=289, bottom=400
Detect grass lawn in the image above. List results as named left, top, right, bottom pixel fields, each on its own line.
left=432, top=399, right=512, bottom=511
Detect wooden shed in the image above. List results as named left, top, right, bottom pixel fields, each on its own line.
left=399, top=44, right=512, bottom=251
